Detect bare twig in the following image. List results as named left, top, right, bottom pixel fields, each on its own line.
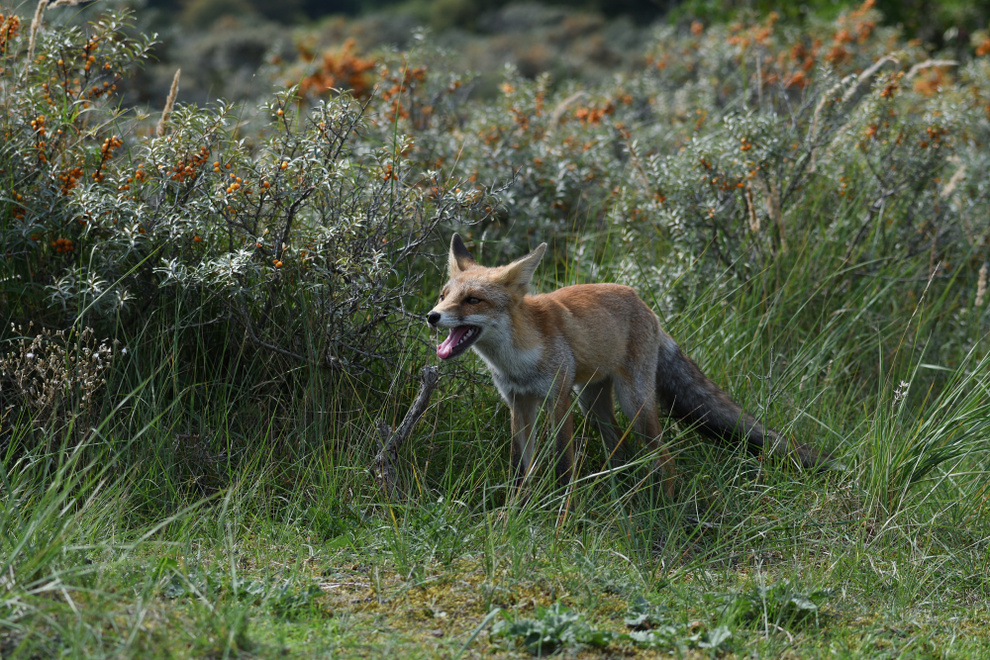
left=371, top=366, right=440, bottom=496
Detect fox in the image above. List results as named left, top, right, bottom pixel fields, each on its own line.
left=426, top=233, right=835, bottom=500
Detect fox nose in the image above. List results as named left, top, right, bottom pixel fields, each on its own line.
left=427, top=311, right=440, bottom=327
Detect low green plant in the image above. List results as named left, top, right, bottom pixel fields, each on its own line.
left=716, top=579, right=832, bottom=631
left=624, top=596, right=734, bottom=653
left=491, top=602, right=615, bottom=655
left=491, top=598, right=736, bottom=656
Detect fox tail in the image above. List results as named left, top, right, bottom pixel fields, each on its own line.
left=654, top=339, right=836, bottom=470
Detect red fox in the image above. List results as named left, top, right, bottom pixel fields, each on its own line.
left=427, top=234, right=835, bottom=498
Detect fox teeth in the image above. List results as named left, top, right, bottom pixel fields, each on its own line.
left=458, top=327, right=477, bottom=344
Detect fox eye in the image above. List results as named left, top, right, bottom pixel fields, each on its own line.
left=466, top=296, right=482, bottom=304
left=439, top=292, right=446, bottom=301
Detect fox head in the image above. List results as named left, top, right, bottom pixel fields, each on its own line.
left=427, top=234, right=547, bottom=360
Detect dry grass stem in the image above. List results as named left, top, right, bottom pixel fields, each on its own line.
left=26, top=0, right=46, bottom=62
left=157, top=69, right=182, bottom=137
left=27, top=0, right=85, bottom=61
left=745, top=185, right=760, bottom=233
left=976, top=262, right=987, bottom=308
left=905, top=59, right=959, bottom=80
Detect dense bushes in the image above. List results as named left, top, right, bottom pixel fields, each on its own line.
left=333, top=1, right=990, bottom=315
left=2, top=1, right=989, bottom=459
left=0, top=8, right=495, bottom=450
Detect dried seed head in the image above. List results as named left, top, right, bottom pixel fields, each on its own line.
left=976, top=262, right=987, bottom=308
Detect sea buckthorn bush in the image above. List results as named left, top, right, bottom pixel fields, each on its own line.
left=299, top=1, right=989, bottom=330
left=262, top=0, right=990, bottom=451
left=1, top=11, right=154, bottom=319
left=1, top=8, right=496, bottom=413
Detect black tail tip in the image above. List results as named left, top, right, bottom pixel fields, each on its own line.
left=797, top=446, right=846, bottom=472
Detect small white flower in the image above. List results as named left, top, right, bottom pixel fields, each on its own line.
left=893, top=380, right=910, bottom=406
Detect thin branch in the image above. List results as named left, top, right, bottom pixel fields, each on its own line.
left=371, top=366, right=440, bottom=496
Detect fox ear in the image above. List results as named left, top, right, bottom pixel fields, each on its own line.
left=502, top=242, right=547, bottom=289
left=448, top=233, right=477, bottom=275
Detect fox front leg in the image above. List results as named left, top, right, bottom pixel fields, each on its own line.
left=509, top=395, right=539, bottom=495
left=552, top=382, right=578, bottom=522
left=552, top=384, right=576, bottom=491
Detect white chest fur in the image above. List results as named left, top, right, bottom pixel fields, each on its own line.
left=473, top=331, right=571, bottom=402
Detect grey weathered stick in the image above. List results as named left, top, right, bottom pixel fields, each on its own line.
left=371, top=366, right=440, bottom=495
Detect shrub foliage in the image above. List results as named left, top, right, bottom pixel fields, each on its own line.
left=1, top=9, right=492, bottom=402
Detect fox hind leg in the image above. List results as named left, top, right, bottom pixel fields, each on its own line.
left=613, top=374, right=676, bottom=498
left=578, top=380, right=628, bottom=469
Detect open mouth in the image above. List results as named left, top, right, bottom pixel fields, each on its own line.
left=437, top=325, right=481, bottom=360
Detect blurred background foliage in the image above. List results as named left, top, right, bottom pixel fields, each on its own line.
left=68, top=0, right=990, bottom=107
left=144, top=0, right=990, bottom=35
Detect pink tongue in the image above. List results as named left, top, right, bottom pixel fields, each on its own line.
left=437, top=327, right=470, bottom=359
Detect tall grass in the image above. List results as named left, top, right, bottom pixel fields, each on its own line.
left=2, top=250, right=987, bottom=654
